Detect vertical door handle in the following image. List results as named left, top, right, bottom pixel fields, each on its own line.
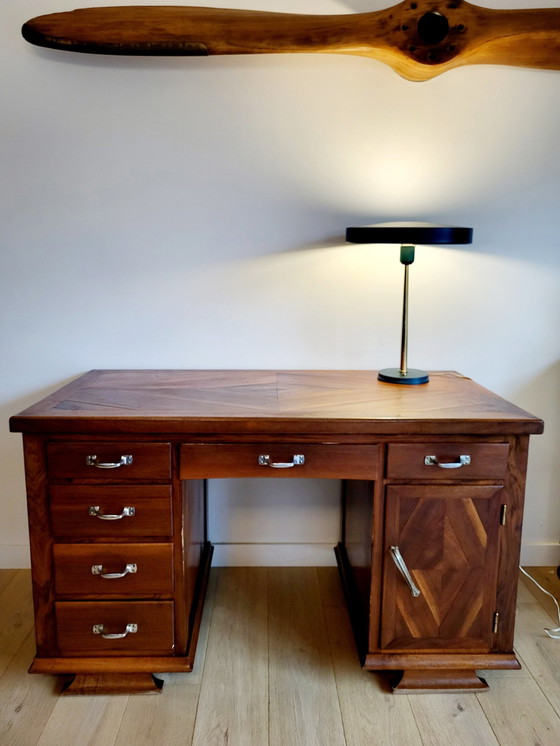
left=390, top=545, right=421, bottom=597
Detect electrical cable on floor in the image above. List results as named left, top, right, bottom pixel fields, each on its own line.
left=519, top=566, right=560, bottom=639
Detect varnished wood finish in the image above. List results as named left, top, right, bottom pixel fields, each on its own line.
left=381, top=485, right=502, bottom=651
left=62, top=672, right=163, bottom=695
left=29, top=655, right=195, bottom=674
left=10, top=370, right=543, bottom=694
left=21, top=2, right=560, bottom=82
left=393, top=668, right=489, bottom=693
left=50, top=484, right=173, bottom=538
left=494, top=435, right=531, bottom=653
left=47, top=441, right=171, bottom=479
left=52, top=543, right=174, bottom=598
left=10, top=370, right=542, bottom=436
left=386, top=442, right=509, bottom=480
left=364, top=651, right=520, bottom=669
left=55, top=601, right=175, bottom=655
left=180, top=443, right=379, bottom=479
left=22, top=435, right=56, bottom=658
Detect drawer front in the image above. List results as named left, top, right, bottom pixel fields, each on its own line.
left=386, top=443, right=509, bottom=480
left=55, top=601, right=174, bottom=655
left=180, top=443, right=379, bottom=479
left=50, top=485, right=172, bottom=538
left=47, top=442, right=171, bottom=480
left=53, top=543, right=173, bottom=597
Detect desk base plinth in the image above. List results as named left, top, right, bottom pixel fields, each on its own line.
left=62, top=672, right=164, bottom=695
left=391, top=669, right=489, bottom=693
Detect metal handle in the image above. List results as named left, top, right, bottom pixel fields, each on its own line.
left=424, top=454, right=471, bottom=469
left=390, top=546, right=421, bottom=597
left=91, top=563, right=137, bottom=579
left=258, top=454, right=305, bottom=469
left=85, top=454, right=133, bottom=469
left=88, top=505, right=136, bottom=520
left=92, top=623, right=138, bottom=639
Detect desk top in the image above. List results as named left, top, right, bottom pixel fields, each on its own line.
left=10, top=369, right=543, bottom=437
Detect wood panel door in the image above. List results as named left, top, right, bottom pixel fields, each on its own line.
left=380, top=485, right=503, bottom=652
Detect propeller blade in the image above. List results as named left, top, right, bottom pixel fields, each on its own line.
left=21, top=2, right=560, bottom=81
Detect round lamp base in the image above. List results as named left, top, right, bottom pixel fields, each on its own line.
left=378, top=368, right=429, bottom=385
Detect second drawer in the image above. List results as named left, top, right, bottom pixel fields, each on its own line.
left=50, top=485, right=173, bottom=538
left=53, top=543, right=173, bottom=597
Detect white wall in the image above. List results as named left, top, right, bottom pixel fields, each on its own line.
left=1, top=0, right=559, bottom=567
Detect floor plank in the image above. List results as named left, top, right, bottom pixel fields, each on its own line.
left=0, top=569, right=17, bottom=596
left=2, top=567, right=560, bottom=745
left=268, top=567, right=346, bottom=746
left=191, top=567, right=269, bottom=746
left=0, top=631, right=60, bottom=746
left=511, top=581, right=560, bottom=717
left=113, top=570, right=218, bottom=745
left=408, top=692, right=500, bottom=746
left=520, top=566, right=560, bottom=626
left=325, top=604, right=423, bottom=746
left=477, top=676, right=560, bottom=746
left=0, top=570, right=35, bottom=677
left=36, top=694, right=128, bottom=746
left=316, top=566, right=347, bottom=609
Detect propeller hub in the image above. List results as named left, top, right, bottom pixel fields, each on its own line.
left=417, top=11, right=450, bottom=45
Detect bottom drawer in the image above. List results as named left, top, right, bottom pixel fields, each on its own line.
left=55, top=601, right=174, bottom=656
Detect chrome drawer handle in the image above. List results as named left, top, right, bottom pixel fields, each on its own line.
left=91, top=563, right=137, bottom=579
left=424, top=454, right=471, bottom=469
left=92, top=623, right=138, bottom=639
left=390, top=546, right=421, bottom=598
left=258, top=454, right=305, bottom=469
left=85, top=454, right=133, bottom=469
left=88, top=506, right=136, bottom=520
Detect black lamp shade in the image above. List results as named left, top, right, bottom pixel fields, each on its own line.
left=345, top=222, right=473, bottom=245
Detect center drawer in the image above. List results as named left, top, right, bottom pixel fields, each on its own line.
left=180, top=443, right=379, bottom=479
left=53, top=543, right=173, bottom=597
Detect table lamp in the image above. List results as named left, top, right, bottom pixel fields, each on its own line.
left=345, top=222, right=473, bottom=384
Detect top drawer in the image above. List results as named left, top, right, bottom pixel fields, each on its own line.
left=181, top=443, right=379, bottom=479
left=47, top=442, right=171, bottom=480
left=386, top=442, right=509, bottom=480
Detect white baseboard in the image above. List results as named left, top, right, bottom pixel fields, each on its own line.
left=0, top=545, right=30, bottom=569
left=215, top=543, right=560, bottom=567
left=520, top=542, right=560, bottom=567
left=1, top=542, right=557, bottom=570
left=0, top=544, right=337, bottom=569
left=212, top=543, right=338, bottom=567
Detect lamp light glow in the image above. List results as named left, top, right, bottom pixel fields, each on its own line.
left=345, top=222, right=473, bottom=384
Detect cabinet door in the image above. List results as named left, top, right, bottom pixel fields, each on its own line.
left=381, top=485, right=503, bottom=651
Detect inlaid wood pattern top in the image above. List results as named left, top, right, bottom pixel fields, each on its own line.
left=9, top=370, right=543, bottom=436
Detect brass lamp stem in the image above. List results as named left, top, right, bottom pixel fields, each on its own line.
left=400, top=263, right=409, bottom=375
left=399, top=244, right=415, bottom=376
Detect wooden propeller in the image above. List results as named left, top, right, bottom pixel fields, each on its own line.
left=21, top=2, right=560, bottom=81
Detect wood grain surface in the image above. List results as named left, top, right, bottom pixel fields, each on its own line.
left=21, top=2, right=560, bottom=81
left=9, top=369, right=543, bottom=436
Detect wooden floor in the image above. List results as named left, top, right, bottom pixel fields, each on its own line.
left=1, top=566, right=560, bottom=745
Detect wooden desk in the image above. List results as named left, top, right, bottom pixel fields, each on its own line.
left=10, top=370, right=543, bottom=694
